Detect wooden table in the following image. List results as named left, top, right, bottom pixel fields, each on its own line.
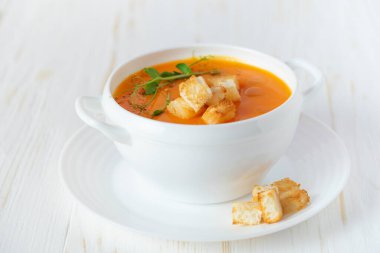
left=1, top=0, right=379, bottom=252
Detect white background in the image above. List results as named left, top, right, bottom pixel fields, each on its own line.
left=1, top=0, right=379, bottom=252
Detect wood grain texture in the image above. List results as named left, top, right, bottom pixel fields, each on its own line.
left=0, top=0, right=379, bottom=252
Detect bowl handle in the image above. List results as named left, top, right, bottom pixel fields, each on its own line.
left=75, top=96, right=131, bottom=144
left=286, top=59, right=325, bottom=97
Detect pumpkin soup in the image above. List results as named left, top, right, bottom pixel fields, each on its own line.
left=113, top=56, right=291, bottom=124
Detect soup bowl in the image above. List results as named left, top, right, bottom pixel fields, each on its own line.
left=76, top=45, right=323, bottom=204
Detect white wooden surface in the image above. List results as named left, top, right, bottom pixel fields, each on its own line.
left=0, top=0, right=379, bottom=252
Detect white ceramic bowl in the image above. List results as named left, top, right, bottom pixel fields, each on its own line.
left=76, top=44, right=323, bottom=204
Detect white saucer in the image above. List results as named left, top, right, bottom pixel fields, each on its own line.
left=59, top=114, right=350, bottom=241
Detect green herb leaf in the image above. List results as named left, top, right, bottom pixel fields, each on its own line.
left=144, top=68, right=160, bottom=78
left=143, top=81, right=159, bottom=95
left=160, top=71, right=177, bottom=77
left=176, top=63, right=191, bottom=74
left=151, top=109, right=164, bottom=117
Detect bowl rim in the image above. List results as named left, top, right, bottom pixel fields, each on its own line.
left=103, top=43, right=300, bottom=129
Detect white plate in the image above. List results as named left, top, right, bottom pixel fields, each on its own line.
left=59, top=114, right=350, bottom=241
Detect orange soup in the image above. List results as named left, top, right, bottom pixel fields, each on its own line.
left=114, top=57, right=291, bottom=124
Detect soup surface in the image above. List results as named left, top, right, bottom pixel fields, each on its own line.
left=114, top=57, right=291, bottom=124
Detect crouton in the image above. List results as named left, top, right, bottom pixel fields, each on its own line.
left=281, top=189, right=310, bottom=215
left=272, top=178, right=301, bottom=199
left=202, top=99, right=236, bottom=124
left=207, top=75, right=241, bottom=102
left=258, top=188, right=283, bottom=223
left=206, top=86, right=226, bottom=106
left=179, top=76, right=212, bottom=113
left=223, top=79, right=241, bottom=102
left=232, top=202, right=262, bottom=225
left=252, top=185, right=278, bottom=202
left=207, top=75, right=239, bottom=88
left=271, top=178, right=310, bottom=215
left=167, top=97, right=197, bottom=119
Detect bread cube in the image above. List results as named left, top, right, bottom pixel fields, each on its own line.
left=232, top=202, right=262, bottom=225
left=207, top=75, right=241, bottom=102
left=179, top=76, right=212, bottom=113
left=271, top=178, right=301, bottom=200
left=223, top=79, right=241, bottom=102
left=202, top=99, right=236, bottom=124
left=281, top=189, right=310, bottom=215
left=252, top=185, right=278, bottom=202
left=271, top=178, right=310, bottom=214
left=167, top=97, right=197, bottom=119
left=207, top=75, right=239, bottom=88
left=206, top=86, right=226, bottom=106
left=258, top=188, right=283, bottom=223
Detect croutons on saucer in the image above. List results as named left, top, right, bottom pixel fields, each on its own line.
left=179, top=76, right=212, bottom=113
left=206, top=86, right=226, bottom=106
left=258, top=188, right=283, bottom=223
left=271, top=178, right=301, bottom=200
left=252, top=185, right=278, bottom=202
left=202, top=99, right=236, bottom=124
left=271, top=178, right=310, bottom=214
left=232, top=202, right=262, bottom=225
left=281, top=189, right=310, bottom=214
left=167, top=97, right=197, bottom=119
left=207, top=75, right=241, bottom=102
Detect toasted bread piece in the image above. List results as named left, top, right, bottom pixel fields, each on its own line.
left=232, top=202, right=262, bottom=225
left=271, top=178, right=310, bottom=215
left=167, top=97, right=197, bottom=119
left=252, top=185, right=279, bottom=202
left=258, top=188, right=283, bottom=223
left=179, top=76, right=212, bottom=113
left=206, top=86, right=226, bottom=106
left=272, top=178, right=301, bottom=199
left=207, top=75, right=241, bottom=102
left=281, top=189, right=310, bottom=214
left=202, top=99, right=236, bottom=124
left=223, top=79, right=241, bottom=102
left=207, top=75, right=240, bottom=88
